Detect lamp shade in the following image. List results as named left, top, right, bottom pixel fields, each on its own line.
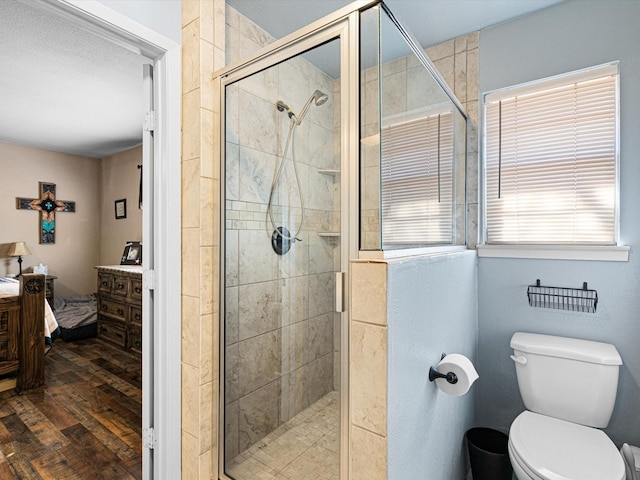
left=7, top=241, right=31, bottom=257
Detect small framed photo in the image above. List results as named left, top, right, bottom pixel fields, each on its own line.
left=121, top=241, right=142, bottom=265
left=115, top=199, right=127, bottom=219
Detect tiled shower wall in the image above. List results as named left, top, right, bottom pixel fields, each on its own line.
left=223, top=6, right=342, bottom=462
left=361, top=32, right=479, bottom=250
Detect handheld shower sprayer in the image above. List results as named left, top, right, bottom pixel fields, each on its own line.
left=269, top=89, right=330, bottom=255
left=295, top=90, right=328, bottom=125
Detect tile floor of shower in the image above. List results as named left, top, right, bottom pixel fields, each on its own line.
left=227, top=391, right=339, bottom=480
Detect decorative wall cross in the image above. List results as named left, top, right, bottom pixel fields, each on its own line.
left=16, top=182, right=76, bottom=244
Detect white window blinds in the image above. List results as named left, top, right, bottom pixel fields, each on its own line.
left=381, top=113, right=454, bottom=246
left=484, top=64, right=618, bottom=245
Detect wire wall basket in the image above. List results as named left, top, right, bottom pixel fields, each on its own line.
left=527, top=279, right=598, bottom=313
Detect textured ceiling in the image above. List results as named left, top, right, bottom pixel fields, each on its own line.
left=0, top=0, right=148, bottom=159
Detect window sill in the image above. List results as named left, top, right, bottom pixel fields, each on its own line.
left=477, top=244, right=630, bottom=262
left=359, top=245, right=468, bottom=260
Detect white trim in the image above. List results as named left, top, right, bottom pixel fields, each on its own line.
left=484, top=62, right=619, bottom=103
left=45, top=2, right=182, bottom=479
left=477, top=244, right=630, bottom=262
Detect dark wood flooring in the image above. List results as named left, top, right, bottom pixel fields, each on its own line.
left=0, top=338, right=142, bottom=479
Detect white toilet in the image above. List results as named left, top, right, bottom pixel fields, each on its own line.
left=509, top=332, right=626, bottom=480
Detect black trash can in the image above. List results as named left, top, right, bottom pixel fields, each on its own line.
left=465, top=427, right=513, bottom=480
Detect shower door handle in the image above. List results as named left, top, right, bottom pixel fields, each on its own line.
left=335, top=272, right=345, bottom=313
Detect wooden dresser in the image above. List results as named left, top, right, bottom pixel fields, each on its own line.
left=95, top=266, right=143, bottom=355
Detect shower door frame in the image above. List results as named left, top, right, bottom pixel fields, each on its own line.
left=215, top=1, right=373, bottom=478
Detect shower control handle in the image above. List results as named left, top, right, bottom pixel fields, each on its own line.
left=335, top=272, right=345, bottom=313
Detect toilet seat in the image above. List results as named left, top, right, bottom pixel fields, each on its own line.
left=509, top=411, right=625, bottom=480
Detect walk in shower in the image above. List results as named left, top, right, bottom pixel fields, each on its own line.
left=217, top=1, right=467, bottom=479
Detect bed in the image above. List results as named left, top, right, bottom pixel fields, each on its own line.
left=0, top=274, right=57, bottom=392
left=54, top=294, right=97, bottom=341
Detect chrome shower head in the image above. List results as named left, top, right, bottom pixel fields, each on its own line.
left=313, top=90, right=328, bottom=106
left=296, top=90, right=329, bottom=125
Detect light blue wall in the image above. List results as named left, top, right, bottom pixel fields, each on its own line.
left=387, top=251, right=477, bottom=479
left=96, top=0, right=181, bottom=43
left=477, top=0, right=640, bottom=447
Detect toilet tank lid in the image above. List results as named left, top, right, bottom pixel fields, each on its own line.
left=511, top=332, right=622, bottom=365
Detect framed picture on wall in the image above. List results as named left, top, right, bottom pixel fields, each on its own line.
left=121, top=241, right=142, bottom=265
left=115, top=198, right=127, bottom=219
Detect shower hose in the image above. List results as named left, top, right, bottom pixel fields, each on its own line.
left=267, top=115, right=305, bottom=243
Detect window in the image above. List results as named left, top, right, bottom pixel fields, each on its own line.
left=483, top=63, right=618, bottom=245
left=381, top=112, right=454, bottom=246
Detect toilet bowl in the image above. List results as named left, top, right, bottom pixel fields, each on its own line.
left=509, top=411, right=625, bottom=480
left=509, top=332, right=626, bottom=480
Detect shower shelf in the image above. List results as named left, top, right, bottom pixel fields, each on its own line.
left=527, top=279, right=598, bottom=313
left=318, top=169, right=340, bottom=176
left=318, top=232, right=340, bottom=238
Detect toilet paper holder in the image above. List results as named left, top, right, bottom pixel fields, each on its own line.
left=428, top=353, right=459, bottom=385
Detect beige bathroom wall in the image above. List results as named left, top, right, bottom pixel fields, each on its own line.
left=350, top=260, right=388, bottom=480
left=99, top=146, right=143, bottom=265
left=181, top=0, right=224, bottom=478
left=0, top=141, right=100, bottom=297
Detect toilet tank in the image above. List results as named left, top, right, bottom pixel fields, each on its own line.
left=510, top=332, right=622, bottom=428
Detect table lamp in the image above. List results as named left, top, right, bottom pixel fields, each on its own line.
left=7, top=241, right=31, bottom=276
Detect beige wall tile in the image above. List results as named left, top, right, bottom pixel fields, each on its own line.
left=351, top=321, right=387, bottom=436
left=182, top=228, right=201, bottom=297
left=182, top=159, right=200, bottom=229
left=199, top=381, right=213, bottom=454
left=182, top=20, right=200, bottom=95
left=182, top=0, right=199, bottom=28
left=182, top=363, right=200, bottom=437
left=200, top=313, right=215, bottom=384
left=182, top=295, right=200, bottom=368
left=182, top=430, right=199, bottom=479
left=200, top=106, right=214, bottom=178
left=199, top=0, right=214, bottom=43
left=200, top=40, right=215, bottom=112
left=200, top=176, right=215, bottom=246
left=350, top=425, right=387, bottom=480
left=426, top=38, right=454, bottom=61
left=351, top=261, right=387, bottom=326
left=200, top=246, right=214, bottom=315
left=182, top=89, right=201, bottom=161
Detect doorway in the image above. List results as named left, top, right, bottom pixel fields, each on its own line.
left=5, top=2, right=182, bottom=479
left=217, top=10, right=358, bottom=478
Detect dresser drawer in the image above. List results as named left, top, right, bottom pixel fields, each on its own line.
left=130, top=278, right=143, bottom=302
left=130, top=306, right=142, bottom=327
left=98, top=298, right=127, bottom=322
left=98, top=320, right=127, bottom=349
left=97, top=272, right=112, bottom=295
left=128, top=325, right=142, bottom=355
left=112, top=275, right=129, bottom=298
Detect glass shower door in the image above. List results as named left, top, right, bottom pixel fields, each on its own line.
left=223, top=38, right=342, bottom=480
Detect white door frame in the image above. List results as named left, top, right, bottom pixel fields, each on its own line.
left=37, top=1, right=181, bottom=479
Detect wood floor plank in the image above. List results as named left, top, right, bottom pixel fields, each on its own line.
left=0, top=338, right=141, bottom=479
left=8, top=396, right=69, bottom=451
left=26, top=392, right=79, bottom=431
left=30, top=449, right=83, bottom=480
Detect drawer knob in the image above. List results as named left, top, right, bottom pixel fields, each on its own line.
left=117, top=308, right=125, bottom=315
